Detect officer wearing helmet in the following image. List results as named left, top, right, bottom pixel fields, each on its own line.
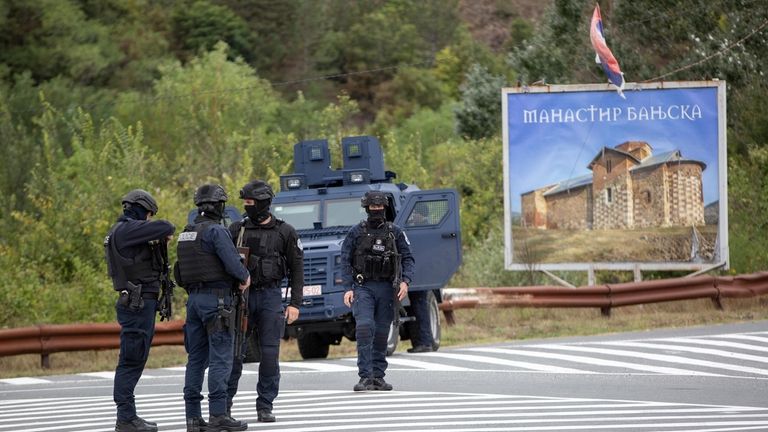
left=104, top=189, right=175, bottom=432
left=174, top=184, right=251, bottom=432
left=226, top=179, right=304, bottom=423
left=342, top=190, right=415, bottom=391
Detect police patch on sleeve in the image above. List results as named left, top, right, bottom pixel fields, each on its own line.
left=297, top=238, right=303, bottom=250
left=402, top=232, right=410, bottom=245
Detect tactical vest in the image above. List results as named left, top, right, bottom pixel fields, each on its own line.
left=176, top=222, right=232, bottom=286
left=353, top=222, right=398, bottom=281
left=238, top=219, right=287, bottom=284
left=104, top=222, right=162, bottom=291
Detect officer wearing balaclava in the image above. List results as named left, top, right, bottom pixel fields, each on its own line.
left=105, top=189, right=175, bottom=432
left=341, top=190, right=415, bottom=392
left=226, top=179, right=304, bottom=423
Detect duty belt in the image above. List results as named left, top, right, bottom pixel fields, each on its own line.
left=141, top=292, right=159, bottom=300
left=188, top=286, right=231, bottom=297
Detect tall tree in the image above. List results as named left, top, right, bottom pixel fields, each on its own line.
left=454, top=64, right=505, bottom=140
left=171, top=1, right=255, bottom=63
left=0, top=0, right=121, bottom=85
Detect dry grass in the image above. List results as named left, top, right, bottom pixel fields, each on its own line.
left=3, top=296, right=767, bottom=379
left=513, top=225, right=719, bottom=263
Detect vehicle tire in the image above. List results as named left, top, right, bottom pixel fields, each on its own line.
left=297, top=332, right=330, bottom=359
left=385, top=320, right=399, bottom=356
left=426, top=290, right=441, bottom=351
left=244, top=332, right=261, bottom=363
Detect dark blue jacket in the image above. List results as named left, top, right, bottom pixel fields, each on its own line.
left=110, top=215, right=176, bottom=293
left=341, top=221, right=415, bottom=291
left=194, top=217, right=250, bottom=291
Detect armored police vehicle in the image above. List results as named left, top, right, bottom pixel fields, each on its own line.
left=271, top=135, right=462, bottom=359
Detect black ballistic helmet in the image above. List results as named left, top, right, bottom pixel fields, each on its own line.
left=361, top=190, right=388, bottom=208
left=240, top=180, right=274, bottom=201
left=194, top=184, right=228, bottom=205
left=122, top=189, right=159, bottom=214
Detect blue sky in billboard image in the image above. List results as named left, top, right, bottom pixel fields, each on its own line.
left=506, top=87, right=720, bottom=213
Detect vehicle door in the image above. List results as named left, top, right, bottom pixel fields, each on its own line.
left=394, top=189, right=462, bottom=290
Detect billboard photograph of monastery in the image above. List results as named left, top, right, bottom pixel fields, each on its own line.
left=502, top=82, right=728, bottom=271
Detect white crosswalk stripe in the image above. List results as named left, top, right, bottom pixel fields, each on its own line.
left=4, top=329, right=768, bottom=387
left=464, top=347, right=721, bottom=376
left=1, top=391, right=768, bottom=432
left=416, top=351, right=591, bottom=373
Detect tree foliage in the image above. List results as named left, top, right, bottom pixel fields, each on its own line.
left=454, top=65, right=506, bottom=140
left=0, top=0, right=767, bottom=327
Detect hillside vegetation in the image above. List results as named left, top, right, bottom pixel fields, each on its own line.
left=0, top=0, right=766, bottom=327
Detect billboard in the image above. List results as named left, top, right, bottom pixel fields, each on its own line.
left=502, top=81, right=728, bottom=271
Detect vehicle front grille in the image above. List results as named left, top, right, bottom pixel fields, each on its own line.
left=303, top=256, right=328, bottom=285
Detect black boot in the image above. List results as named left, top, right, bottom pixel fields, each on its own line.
left=186, top=416, right=208, bottom=432
left=353, top=377, right=372, bottom=391
left=370, top=377, right=393, bottom=391
left=407, top=345, right=433, bottom=353
left=257, top=409, right=276, bottom=422
left=115, top=416, right=158, bottom=432
left=208, top=414, right=247, bottom=431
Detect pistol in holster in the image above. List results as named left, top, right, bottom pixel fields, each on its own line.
left=119, top=282, right=144, bottom=311
left=206, top=296, right=235, bottom=335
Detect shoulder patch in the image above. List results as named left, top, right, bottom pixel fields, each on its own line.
left=402, top=232, right=410, bottom=245
left=297, top=238, right=303, bottom=250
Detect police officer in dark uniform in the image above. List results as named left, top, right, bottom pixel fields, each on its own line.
left=406, top=290, right=435, bottom=353
left=175, top=184, right=251, bottom=432
left=105, top=189, right=175, bottom=432
left=227, top=179, right=304, bottom=423
left=404, top=205, right=435, bottom=353
left=342, top=190, right=415, bottom=391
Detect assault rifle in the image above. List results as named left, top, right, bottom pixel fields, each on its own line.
left=155, top=239, right=175, bottom=321
left=234, top=244, right=250, bottom=359
left=391, top=234, right=403, bottom=327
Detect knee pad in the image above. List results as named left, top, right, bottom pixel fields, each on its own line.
left=356, top=324, right=373, bottom=341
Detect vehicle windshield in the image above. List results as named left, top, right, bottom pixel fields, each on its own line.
left=326, top=198, right=366, bottom=227
left=271, top=202, right=319, bottom=230
left=272, top=198, right=367, bottom=229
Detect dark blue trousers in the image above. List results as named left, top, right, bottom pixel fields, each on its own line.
left=114, top=298, right=157, bottom=422
left=183, top=293, right=234, bottom=418
left=409, top=290, right=434, bottom=347
left=228, top=286, right=285, bottom=412
left=352, top=281, right=393, bottom=378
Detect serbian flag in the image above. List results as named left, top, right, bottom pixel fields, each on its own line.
left=590, top=4, right=625, bottom=98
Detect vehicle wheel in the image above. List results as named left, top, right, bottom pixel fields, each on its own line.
left=244, top=332, right=261, bottom=363
left=297, top=332, right=330, bottom=359
left=385, top=320, right=399, bottom=356
left=426, top=290, right=441, bottom=351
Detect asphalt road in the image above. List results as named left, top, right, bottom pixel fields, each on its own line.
left=2, top=320, right=768, bottom=431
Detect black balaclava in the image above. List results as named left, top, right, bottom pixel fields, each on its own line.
left=123, top=204, right=149, bottom=221
left=366, top=207, right=386, bottom=228
left=246, top=199, right=271, bottom=223
left=198, top=202, right=225, bottom=221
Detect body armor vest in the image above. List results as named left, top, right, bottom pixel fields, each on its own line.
left=238, top=219, right=287, bottom=284
left=104, top=222, right=162, bottom=291
left=176, top=222, right=232, bottom=286
left=353, top=222, right=398, bottom=281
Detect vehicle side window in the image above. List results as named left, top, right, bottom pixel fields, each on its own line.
left=405, top=200, right=448, bottom=227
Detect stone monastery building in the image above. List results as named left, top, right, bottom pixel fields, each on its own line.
left=521, top=141, right=706, bottom=230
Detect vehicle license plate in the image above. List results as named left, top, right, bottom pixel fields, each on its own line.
left=303, top=285, right=322, bottom=296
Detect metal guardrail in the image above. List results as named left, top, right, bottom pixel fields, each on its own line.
left=439, top=271, right=768, bottom=324
left=1, top=272, right=766, bottom=367
left=0, top=320, right=184, bottom=368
